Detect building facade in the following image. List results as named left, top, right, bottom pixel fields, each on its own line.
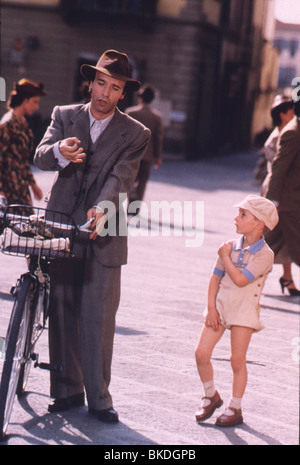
left=0, top=0, right=277, bottom=158
left=274, top=20, right=300, bottom=90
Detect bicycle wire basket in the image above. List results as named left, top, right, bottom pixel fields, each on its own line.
left=0, top=205, right=76, bottom=259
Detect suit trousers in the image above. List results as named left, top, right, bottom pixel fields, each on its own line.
left=48, top=244, right=121, bottom=410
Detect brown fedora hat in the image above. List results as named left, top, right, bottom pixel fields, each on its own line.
left=80, top=49, right=141, bottom=92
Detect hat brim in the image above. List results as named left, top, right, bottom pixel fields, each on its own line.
left=80, top=64, right=141, bottom=92
left=234, top=201, right=246, bottom=209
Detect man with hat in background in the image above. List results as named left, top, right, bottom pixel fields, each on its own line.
left=34, top=50, right=150, bottom=422
left=126, top=84, right=163, bottom=205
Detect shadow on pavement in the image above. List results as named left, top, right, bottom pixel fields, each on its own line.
left=2, top=391, right=157, bottom=446
left=196, top=421, right=282, bottom=445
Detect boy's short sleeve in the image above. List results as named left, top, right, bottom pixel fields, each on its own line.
left=241, top=248, right=274, bottom=282
left=213, top=256, right=225, bottom=278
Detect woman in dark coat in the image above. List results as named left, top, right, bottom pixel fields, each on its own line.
left=0, top=79, right=46, bottom=214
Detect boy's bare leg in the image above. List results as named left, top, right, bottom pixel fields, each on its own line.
left=195, top=324, right=225, bottom=382
left=230, top=326, right=253, bottom=398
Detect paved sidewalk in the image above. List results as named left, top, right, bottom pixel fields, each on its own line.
left=0, top=151, right=299, bottom=446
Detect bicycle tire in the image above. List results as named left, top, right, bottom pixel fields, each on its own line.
left=17, top=278, right=47, bottom=397
left=0, top=275, right=33, bottom=439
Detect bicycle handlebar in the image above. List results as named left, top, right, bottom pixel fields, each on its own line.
left=0, top=196, right=94, bottom=233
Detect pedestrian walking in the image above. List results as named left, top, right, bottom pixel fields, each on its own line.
left=0, top=79, right=45, bottom=215
left=265, top=99, right=300, bottom=273
left=195, top=195, right=278, bottom=427
left=126, top=84, right=163, bottom=205
left=261, top=95, right=300, bottom=295
left=261, top=95, right=295, bottom=196
left=34, top=49, right=150, bottom=423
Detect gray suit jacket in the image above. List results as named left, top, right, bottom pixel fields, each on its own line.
left=34, top=103, right=150, bottom=266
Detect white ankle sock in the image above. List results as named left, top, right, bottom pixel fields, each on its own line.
left=200, top=380, right=216, bottom=408
left=203, top=380, right=216, bottom=398
left=225, top=396, right=242, bottom=415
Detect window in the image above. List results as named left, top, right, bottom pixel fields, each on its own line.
left=274, top=38, right=299, bottom=57
left=274, top=38, right=289, bottom=53
left=278, top=67, right=296, bottom=87
left=61, top=0, right=158, bottom=16
left=290, top=40, right=299, bottom=57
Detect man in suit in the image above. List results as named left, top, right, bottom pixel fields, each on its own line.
left=126, top=84, right=163, bottom=204
left=34, top=50, right=150, bottom=422
left=265, top=100, right=300, bottom=268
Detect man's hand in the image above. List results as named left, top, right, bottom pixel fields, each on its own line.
left=87, top=207, right=106, bottom=240
left=154, top=158, right=162, bottom=169
left=59, top=137, right=86, bottom=163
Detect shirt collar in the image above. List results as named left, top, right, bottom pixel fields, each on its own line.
left=88, top=104, right=114, bottom=129
left=233, top=236, right=265, bottom=255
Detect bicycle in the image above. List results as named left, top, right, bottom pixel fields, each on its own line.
left=0, top=196, right=93, bottom=440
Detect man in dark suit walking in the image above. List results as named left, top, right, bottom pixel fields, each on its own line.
left=34, top=50, right=150, bottom=422
left=126, top=84, right=163, bottom=204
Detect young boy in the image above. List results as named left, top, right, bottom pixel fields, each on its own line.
left=195, top=195, right=279, bottom=426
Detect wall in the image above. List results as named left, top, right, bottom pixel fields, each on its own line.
left=0, top=1, right=209, bottom=155
left=250, top=0, right=278, bottom=143
left=0, top=0, right=278, bottom=157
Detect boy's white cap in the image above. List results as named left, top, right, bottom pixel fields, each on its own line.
left=234, top=195, right=279, bottom=230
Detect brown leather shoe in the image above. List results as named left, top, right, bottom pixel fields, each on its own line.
left=215, top=407, right=243, bottom=427
left=195, top=391, right=223, bottom=422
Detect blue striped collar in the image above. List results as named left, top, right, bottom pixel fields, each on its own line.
left=233, top=236, right=265, bottom=255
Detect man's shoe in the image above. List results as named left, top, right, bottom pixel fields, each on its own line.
left=215, top=407, right=243, bottom=427
left=195, top=391, right=223, bottom=422
left=89, top=407, right=119, bottom=423
left=48, top=393, right=85, bottom=413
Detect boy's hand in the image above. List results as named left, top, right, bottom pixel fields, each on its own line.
left=218, top=241, right=233, bottom=259
left=205, top=308, right=221, bottom=332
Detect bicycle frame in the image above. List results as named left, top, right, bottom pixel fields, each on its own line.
left=0, top=201, right=92, bottom=439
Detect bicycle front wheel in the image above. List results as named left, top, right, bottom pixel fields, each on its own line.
left=17, top=277, right=47, bottom=397
left=0, top=275, right=33, bottom=439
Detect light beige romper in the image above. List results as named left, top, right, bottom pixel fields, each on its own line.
left=208, top=236, right=274, bottom=332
